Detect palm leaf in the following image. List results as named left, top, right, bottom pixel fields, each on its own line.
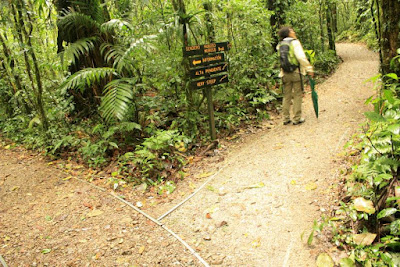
left=101, top=36, right=156, bottom=75
left=100, top=78, right=137, bottom=122
left=61, top=37, right=98, bottom=65
left=58, top=11, right=100, bottom=40
left=101, top=19, right=133, bottom=33
left=60, top=67, right=116, bottom=93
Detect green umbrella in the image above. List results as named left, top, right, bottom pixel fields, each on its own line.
left=308, top=76, right=318, bottom=118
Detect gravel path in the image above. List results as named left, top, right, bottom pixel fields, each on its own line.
left=0, top=43, right=379, bottom=266
left=152, top=43, right=379, bottom=266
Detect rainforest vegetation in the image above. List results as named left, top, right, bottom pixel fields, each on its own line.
left=1, top=0, right=400, bottom=266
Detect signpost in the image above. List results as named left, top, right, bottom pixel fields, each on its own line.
left=183, top=41, right=230, bottom=140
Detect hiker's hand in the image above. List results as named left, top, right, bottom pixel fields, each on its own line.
left=308, top=71, right=314, bottom=78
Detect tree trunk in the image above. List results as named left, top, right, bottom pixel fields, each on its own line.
left=319, top=0, right=325, bottom=52
left=0, top=31, right=32, bottom=114
left=379, top=0, right=400, bottom=75
left=22, top=0, right=49, bottom=129
left=267, top=0, right=287, bottom=51
left=172, top=0, right=196, bottom=133
left=326, top=2, right=336, bottom=52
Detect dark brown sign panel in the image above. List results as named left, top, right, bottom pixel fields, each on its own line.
left=189, top=53, right=225, bottom=68
left=190, top=63, right=228, bottom=79
left=183, top=42, right=230, bottom=57
left=191, top=74, right=229, bottom=89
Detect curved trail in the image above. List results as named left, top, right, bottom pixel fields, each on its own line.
left=155, top=43, right=379, bottom=266
left=0, top=43, right=379, bottom=266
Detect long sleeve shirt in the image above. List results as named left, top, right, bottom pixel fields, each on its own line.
left=277, top=37, right=314, bottom=77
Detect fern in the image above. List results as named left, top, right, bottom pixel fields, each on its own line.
left=58, top=11, right=100, bottom=39
left=100, top=78, right=137, bottom=122
left=101, top=19, right=133, bottom=33
left=60, top=67, right=116, bottom=93
left=62, top=37, right=98, bottom=65
left=70, top=0, right=103, bottom=22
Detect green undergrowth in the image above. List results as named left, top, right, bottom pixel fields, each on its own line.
left=311, top=71, right=400, bottom=266
left=0, top=50, right=338, bottom=191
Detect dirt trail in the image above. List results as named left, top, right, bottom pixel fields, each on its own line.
left=148, top=43, right=379, bottom=266
left=0, top=43, right=378, bottom=267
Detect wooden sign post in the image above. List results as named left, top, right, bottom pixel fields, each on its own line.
left=183, top=42, right=230, bottom=140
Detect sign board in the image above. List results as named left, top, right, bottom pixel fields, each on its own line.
left=191, top=74, right=229, bottom=89
left=189, top=53, right=225, bottom=68
left=189, top=63, right=228, bottom=79
left=183, top=42, right=230, bottom=57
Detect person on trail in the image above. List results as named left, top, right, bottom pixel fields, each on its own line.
left=277, top=26, right=314, bottom=125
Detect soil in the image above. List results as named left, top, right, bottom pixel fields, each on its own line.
left=0, top=43, right=379, bottom=267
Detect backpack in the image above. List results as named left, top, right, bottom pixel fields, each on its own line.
left=278, top=39, right=299, bottom=73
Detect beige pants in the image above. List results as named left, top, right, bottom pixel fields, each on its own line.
left=282, top=72, right=303, bottom=122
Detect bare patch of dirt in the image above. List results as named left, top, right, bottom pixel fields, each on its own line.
left=0, top=43, right=378, bottom=266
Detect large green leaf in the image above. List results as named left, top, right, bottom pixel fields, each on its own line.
left=62, top=37, right=98, bottom=65
left=377, top=208, right=398, bottom=219
left=339, top=258, right=355, bottom=267
left=390, top=220, right=400, bottom=235
left=100, top=78, right=137, bottom=122
left=316, top=253, right=334, bottom=267
left=60, top=68, right=116, bottom=93
left=364, top=112, right=386, bottom=122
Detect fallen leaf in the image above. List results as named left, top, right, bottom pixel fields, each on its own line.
left=41, top=249, right=51, bottom=254
left=354, top=197, right=375, bottom=214
left=11, top=186, right=20, bottom=191
left=246, top=182, right=265, bottom=189
left=305, top=182, right=317, bottom=191
left=316, top=253, right=334, bottom=267
left=251, top=238, right=261, bottom=248
left=206, top=213, right=212, bottom=219
left=138, top=246, right=145, bottom=254
left=197, top=172, right=214, bottom=179
left=86, top=209, right=104, bottom=217
left=339, top=257, right=356, bottom=267
left=63, top=176, right=72, bottom=181
left=353, top=233, right=376, bottom=246
left=189, top=182, right=196, bottom=190
left=290, top=180, right=297, bottom=185
left=83, top=202, right=93, bottom=209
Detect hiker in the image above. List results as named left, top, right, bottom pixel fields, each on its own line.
left=277, top=26, right=314, bottom=125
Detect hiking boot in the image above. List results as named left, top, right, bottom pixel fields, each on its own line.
left=283, top=120, right=292, bottom=125
left=293, top=118, right=305, bottom=125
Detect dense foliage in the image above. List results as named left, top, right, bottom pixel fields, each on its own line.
left=1, top=0, right=391, bottom=188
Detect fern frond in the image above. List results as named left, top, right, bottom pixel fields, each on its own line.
left=102, top=36, right=156, bottom=75
left=70, top=0, right=103, bottom=22
left=58, top=11, right=100, bottom=40
left=62, top=37, right=98, bottom=65
left=100, top=78, right=137, bottom=122
left=60, top=67, right=116, bottom=93
left=101, top=19, right=133, bottom=33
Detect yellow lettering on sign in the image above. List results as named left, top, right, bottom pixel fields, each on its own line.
left=203, top=54, right=222, bottom=63
left=186, top=45, right=200, bottom=52
left=196, top=70, right=204, bottom=76
left=197, top=81, right=205, bottom=87
left=218, top=47, right=225, bottom=52
left=204, top=43, right=216, bottom=49
left=204, top=48, right=216, bottom=53
left=205, top=66, right=222, bottom=74
left=206, top=79, right=216, bottom=85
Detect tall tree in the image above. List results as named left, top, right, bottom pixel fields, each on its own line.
left=379, top=0, right=400, bottom=75
left=267, top=0, right=290, bottom=50
left=326, top=0, right=336, bottom=52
